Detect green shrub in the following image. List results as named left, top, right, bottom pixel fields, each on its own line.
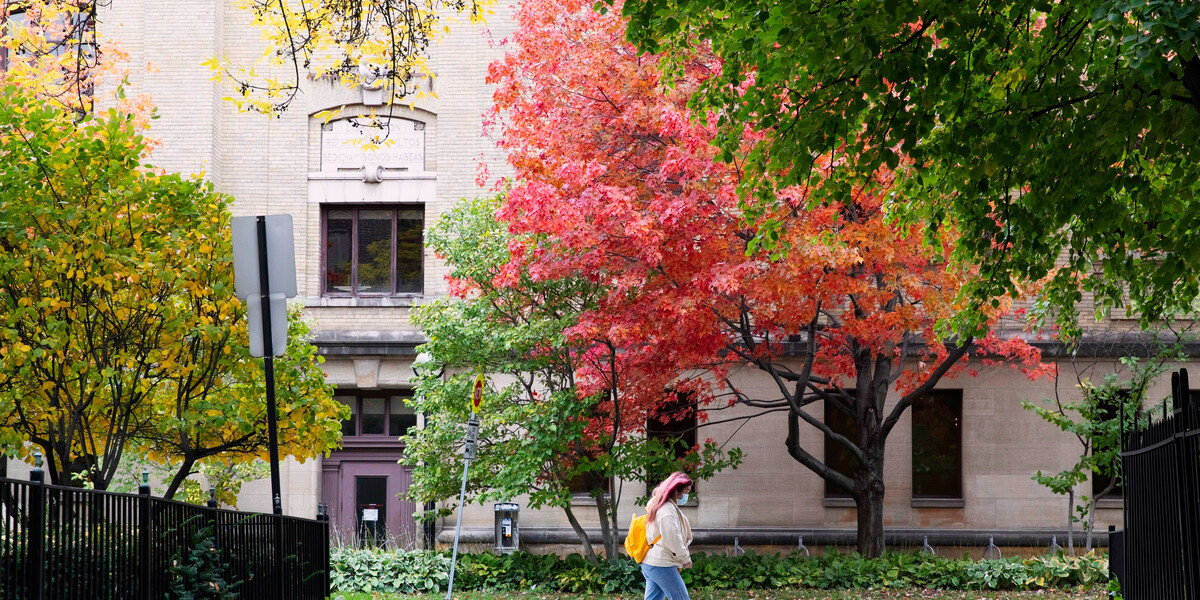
left=166, top=527, right=239, bottom=600
left=330, top=548, right=451, bottom=594
left=329, top=548, right=1110, bottom=594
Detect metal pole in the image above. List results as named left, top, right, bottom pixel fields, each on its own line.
left=28, top=453, right=45, bottom=600
left=138, top=472, right=152, bottom=600
left=256, top=216, right=286, bottom=596
left=257, top=216, right=282, bottom=512
left=445, top=411, right=474, bottom=600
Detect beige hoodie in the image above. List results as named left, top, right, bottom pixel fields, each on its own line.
left=642, top=501, right=692, bottom=568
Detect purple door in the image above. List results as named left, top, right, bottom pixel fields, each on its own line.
left=323, top=456, right=417, bottom=548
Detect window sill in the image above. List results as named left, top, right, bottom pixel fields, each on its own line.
left=306, top=295, right=425, bottom=308
left=912, top=498, right=965, bottom=509
left=570, top=494, right=613, bottom=507
left=823, top=497, right=856, bottom=508
left=1094, top=497, right=1124, bottom=509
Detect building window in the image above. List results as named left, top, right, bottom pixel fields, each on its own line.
left=1, top=4, right=96, bottom=72
left=337, top=391, right=417, bottom=439
left=912, top=390, right=963, bottom=501
left=824, top=392, right=858, bottom=499
left=1092, top=390, right=1135, bottom=501
left=646, top=391, right=698, bottom=497
left=323, top=206, right=423, bottom=296
left=0, top=4, right=26, bottom=71
left=648, top=392, right=697, bottom=464
left=567, top=471, right=611, bottom=498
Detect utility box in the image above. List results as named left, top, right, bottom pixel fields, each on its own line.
left=494, top=503, right=519, bottom=553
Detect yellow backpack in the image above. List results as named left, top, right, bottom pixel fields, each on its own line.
left=624, top=512, right=661, bottom=562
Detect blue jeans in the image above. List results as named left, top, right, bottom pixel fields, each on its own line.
left=642, top=563, right=690, bottom=600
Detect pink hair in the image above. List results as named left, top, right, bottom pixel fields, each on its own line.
left=646, top=471, right=692, bottom=523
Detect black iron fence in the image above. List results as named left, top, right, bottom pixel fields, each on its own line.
left=0, top=468, right=330, bottom=600
left=1118, top=368, right=1200, bottom=600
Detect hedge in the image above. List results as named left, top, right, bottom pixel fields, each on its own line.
left=330, top=549, right=1109, bottom=595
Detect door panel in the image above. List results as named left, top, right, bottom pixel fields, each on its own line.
left=332, top=459, right=418, bottom=549
left=356, top=476, right=388, bottom=547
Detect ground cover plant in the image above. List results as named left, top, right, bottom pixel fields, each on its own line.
left=333, top=588, right=1107, bottom=599
left=330, top=549, right=1109, bottom=595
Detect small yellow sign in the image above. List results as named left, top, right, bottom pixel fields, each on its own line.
left=471, top=374, right=485, bottom=412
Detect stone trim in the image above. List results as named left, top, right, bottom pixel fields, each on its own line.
left=912, top=497, right=966, bottom=508
left=436, top=526, right=1114, bottom=547
left=313, top=330, right=425, bottom=357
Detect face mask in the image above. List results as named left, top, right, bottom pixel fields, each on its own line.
left=676, top=493, right=689, bottom=505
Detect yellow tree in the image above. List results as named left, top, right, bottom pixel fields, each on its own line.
left=0, top=80, right=345, bottom=491
left=207, top=0, right=493, bottom=114
left=0, top=0, right=152, bottom=121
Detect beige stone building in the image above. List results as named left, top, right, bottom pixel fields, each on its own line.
left=70, top=0, right=1166, bottom=555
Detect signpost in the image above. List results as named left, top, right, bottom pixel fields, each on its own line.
left=446, top=373, right=485, bottom=600
left=231, top=215, right=297, bottom=596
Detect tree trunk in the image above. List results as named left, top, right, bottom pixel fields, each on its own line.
left=163, top=456, right=198, bottom=500
left=1085, top=480, right=1117, bottom=552
left=595, top=492, right=617, bottom=561
left=607, top=492, right=620, bottom=560
left=1065, top=489, right=1075, bottom=556
left=562, top=505, right=600, bottom=566
left=855, top=481, right=886, bottom=558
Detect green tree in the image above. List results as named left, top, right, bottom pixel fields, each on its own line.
left=1024, top=345, right=1178, bottom=553
left=0, top=82, right=345, bottom=492
left=616, top=0, right=1200, bottom=335
left=138, top=305, right=339, bottom=501
left=406, top=195, right=740, bottom=563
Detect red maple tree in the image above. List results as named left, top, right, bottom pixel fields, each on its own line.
left=486, top=0, right=1051, bottom=557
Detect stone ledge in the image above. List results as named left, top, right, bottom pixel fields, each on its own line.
left=313, top=330, right=426, bottom=356
left=436, top=526, right=1113, bottom=548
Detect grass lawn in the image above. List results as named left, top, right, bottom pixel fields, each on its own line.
left=333, top=588, right=1107, bottom=599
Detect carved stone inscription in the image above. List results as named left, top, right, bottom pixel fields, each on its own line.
left=321, top=118, right=425, bottom=172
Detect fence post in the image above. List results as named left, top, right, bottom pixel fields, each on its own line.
left=320, top=504, right=331, bottom=598
left=27, top=451, right=45, bottom=600
left=274, top=493, right=286, bottom=599
left=139, top=471, right=152, bottom=600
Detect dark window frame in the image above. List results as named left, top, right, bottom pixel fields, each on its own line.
left=823, top=391, right=858, bottom=500
left=911, top=389, right=964, bottom=502
left=1, top=4, right=97, bottom=74
left=1092, top=389, right=1143, bottom=501
left=321, top=205, right=424, bottom=297
left=0, top=3, right=25, bottom=71
left=337, top=390, right=417, bottom=440
left=643, top=391, right=700, bottom=504
left=566, top=471, right=613, bottom=499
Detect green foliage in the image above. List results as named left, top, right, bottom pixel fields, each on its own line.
left=616, top=0, right=1200, bottom=336
left=330, top=549, right=1109, bottom=594
left=330, top=549, right=451, bottom=594
left=1023, top=347, right=1178, bottom=542
left=0, top=81, right=345, bottom=493
left=165, top=528, right=239, bottom=600
left=406, top=195, right=740, bottom=559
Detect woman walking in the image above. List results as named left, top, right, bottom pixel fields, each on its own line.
left=642, top=471, right=693, bottom=600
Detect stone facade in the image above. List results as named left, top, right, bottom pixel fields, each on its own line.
left=82, top=0, right=1157, bottom=554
